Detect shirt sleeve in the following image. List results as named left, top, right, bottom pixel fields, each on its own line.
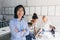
left=23, top=21, right=29, bottom=36
left=9, top=20, right=23, bottom=38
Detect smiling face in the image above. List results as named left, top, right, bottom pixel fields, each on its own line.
left=17, top=8, right=24, bottom=18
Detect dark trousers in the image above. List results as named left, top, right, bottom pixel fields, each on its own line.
left=26, top=33, right=35, bottom=40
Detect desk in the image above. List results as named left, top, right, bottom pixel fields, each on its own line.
left=36, top=32, right=60, bottom=40
left=0, top=26, right=10, bottom=40
left=0, top=26, right=10, bottom=36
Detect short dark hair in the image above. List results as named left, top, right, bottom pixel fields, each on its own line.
left=14, top=5, right=25, bottom=18
left=28, top=22, right=32, bottom=26
left=32, top=13, right=38, bottom=19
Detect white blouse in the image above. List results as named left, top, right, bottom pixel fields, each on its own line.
left=40, top=21, right=52, bottom=31
left=29, top=22, right=38, bottom=33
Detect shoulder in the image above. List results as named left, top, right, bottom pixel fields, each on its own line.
left=9, top=18, right=16, bottom=23
left=22, top=18, right=28, bottom=23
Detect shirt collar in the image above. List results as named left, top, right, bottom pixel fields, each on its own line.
left=15, top=18, right=23, bottom=22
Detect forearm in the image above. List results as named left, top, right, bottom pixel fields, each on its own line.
left=34, top=27, right=37, bottom=35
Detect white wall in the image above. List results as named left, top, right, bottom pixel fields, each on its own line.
left=0, top=0, right=3, bottom=19
left=2, top=0, right=27, bottom=7
left=27, top=0, right=60, bottom=6
left=2, top=0, right=60, bottom=7
left=0, top=0, right=3, bottom=14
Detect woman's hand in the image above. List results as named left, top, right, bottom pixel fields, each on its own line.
left=14, top=28, right=18, bottom=32
left=37, top=28, right=42, bottom=33
left=21, top=30, right=26, bottom=36
left=34, top=27, right=37, bottom=35
left=22, top=30, right=26, bottom=33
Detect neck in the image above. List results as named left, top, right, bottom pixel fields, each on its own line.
left=18, top=17, right=22, bottom=21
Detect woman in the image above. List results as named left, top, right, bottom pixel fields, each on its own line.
left=35, top=16, right=53, bottom=40
left=41, top=16, right=52, bottom=31
left=31, top=13, right=38, bottom=35
left=9, top=5, right=29, bottom=40
left=26, top=13, right=38, bottom=40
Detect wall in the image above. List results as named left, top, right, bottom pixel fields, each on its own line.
left=27, top=0, right=60, bottom=6
left=0, top=0, right=3, bottom=14
left=2, top=0, right=27, bottom=7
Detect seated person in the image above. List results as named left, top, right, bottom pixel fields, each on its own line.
left=26, top=22, right=35, bottom=40
left=31, top=13, right=38, bottom=35
left=35, top=16, right=56, bottom=40
left=26, top=13, right=38, bottom=40
left=39, top=16, right=56, bottom=33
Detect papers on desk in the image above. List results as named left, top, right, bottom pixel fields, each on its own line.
left=36, top=32, right=60, bottom=40
left=0, top=26, right=10, bottom=36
